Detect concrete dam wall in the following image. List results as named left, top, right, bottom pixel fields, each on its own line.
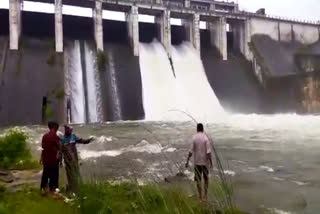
left=0, top=0, right=320, bottom=125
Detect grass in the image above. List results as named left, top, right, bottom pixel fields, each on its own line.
left=0, top=129, right=40, bottom=170
left=0, top=181, right=247, bottom=214
left=0, top=186, right=76, bottom=214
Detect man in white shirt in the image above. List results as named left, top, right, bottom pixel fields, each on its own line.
left=186, top=123, right=213, bottom=200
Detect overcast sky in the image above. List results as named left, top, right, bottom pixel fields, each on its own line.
left=239, top=0, right=320, bottom=21
left=0, top=0, right=319, bottom=22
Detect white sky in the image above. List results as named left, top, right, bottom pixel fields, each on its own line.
left=0, top=0, right=319, bottom=24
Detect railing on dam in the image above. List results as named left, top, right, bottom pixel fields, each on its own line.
left=14, top=0, right=320, bottom=25
left=99, top=0, right=320, bottom=25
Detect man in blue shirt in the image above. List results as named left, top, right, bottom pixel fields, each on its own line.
left=61, top=125, right=94, bottom=192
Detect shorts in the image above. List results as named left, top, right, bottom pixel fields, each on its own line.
left=194, top=165, right=209, bottom=182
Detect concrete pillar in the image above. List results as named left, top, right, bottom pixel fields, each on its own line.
left=231, top=23, right=243, bottom=53
left=184, top=0, right=190, bottom=8
left=156, top=10, right=171, bottom=56
left=93, top=1, right=104, bottom=51
left=183, top=14, right=200, bottom=54
left=9, top=0, right=23, bottom=50
left=55, top=0, right=63, bottom=52
left=238, top=23, right=245, bottom=54
left=209, top=17, right=227, bottom=60
left=126, top=6, right=139, bottom=56
left=210, top=3, right=215, bottom=11
left=244, top=19, right=252, bottom=60
left=155, top=0, right=163, bottom=4
left=192, top=13, right=200, bottom=54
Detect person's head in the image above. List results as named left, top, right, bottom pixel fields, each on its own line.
left=48, top=121, right=59, bottom=132
left=197, top=123, right=204, bottom=132
left=64, top=125, right=73, bottom=136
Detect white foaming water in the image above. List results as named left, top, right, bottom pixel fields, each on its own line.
left=108, top=51, right=122, bottom=120
left=171, top=42, right=225, bottom=123
left=139, top=41, right=181, bottom=121
left=65, top=40, right=86, bottom=124
left=84, top=43, right=103, bottom=123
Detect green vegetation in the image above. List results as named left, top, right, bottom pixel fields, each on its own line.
left=46, top=39, right=57, bottom=66
left=46, top=51, right=56, bottom=66
left=0, top=129, right=39, bottom=169
left=16, top=40, right=24, bottom=74
left=55, top=88, right=65, bottom=100
left=76, top=181, right=245, bottom=214
left=97, top=50, right=107, bottom=71
left=44, top=106, right=54, bottom=120
left=0, top=186, right=76, bottom=214
left=0, top=182, right=246, bottom=214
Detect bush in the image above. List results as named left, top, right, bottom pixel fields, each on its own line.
left=44, top=106, right=54, bottom=120
left=97, top=50, right=107, bottom=71
left=0, top=129, right=39, bottom=169
left=46, top=52, right=56, bottom=66
left=55, top=88, right=65, bottom=100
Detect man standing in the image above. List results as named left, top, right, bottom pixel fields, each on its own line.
left=61, top=125, right=93, bottom=192
left=186, top=123, right=213, bottom=201
left=40, top=121, right=61, bottom=193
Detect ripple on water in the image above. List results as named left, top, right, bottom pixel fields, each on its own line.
left=259, top=165, right=275, bottom=172
left=267, top=208, right=292, bottom=214
left=79, top=140, right=178, bottom=160
left=80, top=150, right=123, bottom=159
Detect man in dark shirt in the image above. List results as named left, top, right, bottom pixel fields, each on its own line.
left=40, top=121, right=61, bottom=192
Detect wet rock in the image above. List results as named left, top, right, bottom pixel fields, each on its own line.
left=0, top=170, right=14, bottom=183
left=164, top=172, right=187, bottom=183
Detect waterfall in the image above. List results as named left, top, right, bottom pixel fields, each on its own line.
left=65, top=40, right=86, bottom=124
left=139, top=41, right=181, bottom=120
left=84, top=43, right=103, bottom=123
left=171, top=42, right=225, bottom=122
left=108, top=51, right=122, bottom=120
left=139, top=40, right=224, bottom=122
left=65, top=41, right=103, bottom=124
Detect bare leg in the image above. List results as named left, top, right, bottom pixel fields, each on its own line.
left=204, top=178, right=209, bottom=201
left=196, top=181, right=202, bottom=200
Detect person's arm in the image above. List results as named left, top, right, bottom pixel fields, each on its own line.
left=76, top=135, right=94, bottom=144
left=40, top=150, right=43, bottom=165
left=207, top=153, right=213, bottom=169
left=186, top=152, right=192, bottom=168
left=206, top=138, right=213, bottom=168
left=40, top=135, right=45, bottom=164
left=186, top=140, right=194, bottom=168
left=55, top=136, right=63, bottom=166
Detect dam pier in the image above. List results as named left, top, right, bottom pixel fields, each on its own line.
left=9, top=0, right=246, bottom=59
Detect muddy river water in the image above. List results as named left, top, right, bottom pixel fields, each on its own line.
left=2, top=114, right=320, bottom=214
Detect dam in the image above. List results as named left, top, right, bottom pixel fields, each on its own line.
left=0, top=0, right=320, bottom=125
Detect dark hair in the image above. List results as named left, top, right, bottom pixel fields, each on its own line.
left=197, top=123, right=204, bottom=132
left=48, top=121, right=59, bottom=130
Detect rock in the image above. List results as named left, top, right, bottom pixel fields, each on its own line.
left=0, top=170, right=10, bottom=176
left=165, top=172, right=187, bottom=183
left=0, top=170, right=14, bottom=183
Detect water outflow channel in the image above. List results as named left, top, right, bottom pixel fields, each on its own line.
left=139, top=40, right=224, bottom=122
left=65, top=40, right=103, bottom=124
